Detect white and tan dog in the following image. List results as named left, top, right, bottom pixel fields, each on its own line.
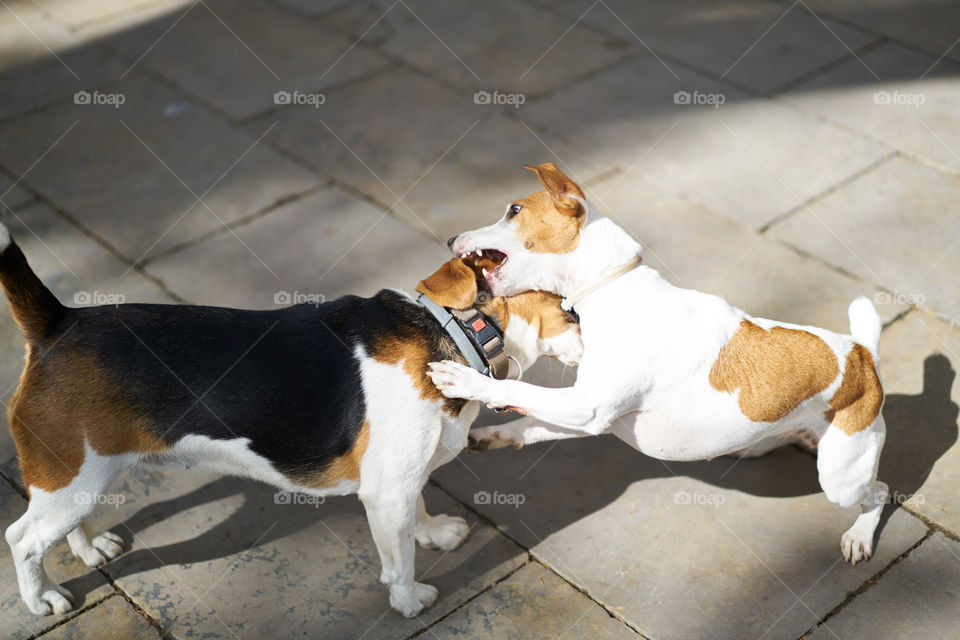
left=429, top=163, right=888, bottom=564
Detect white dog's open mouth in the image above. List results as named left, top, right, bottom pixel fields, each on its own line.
left=459, top=249, right=507, bottom=286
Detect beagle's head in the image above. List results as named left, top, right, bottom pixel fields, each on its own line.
left=446, top=162, right=587, bottom=297
left=416, top=257, right=582, bottom=369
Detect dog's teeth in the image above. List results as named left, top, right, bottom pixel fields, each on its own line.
left=481, top=268, right=488, bottom=276
left=477, top=250, right=484, bottom=257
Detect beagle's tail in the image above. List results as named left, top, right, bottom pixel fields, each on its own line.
left=848, top=296, right=881, bottom=359
left=0, top=223, right=65, bottom=341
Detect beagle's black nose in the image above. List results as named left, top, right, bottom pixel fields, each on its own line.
left=446, top=235, right=458, bottom=249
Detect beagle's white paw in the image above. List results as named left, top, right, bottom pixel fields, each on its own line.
left=416, top=513, right=470, bottom=551
left=390, top=582, right=439, bottom=618
left=24, top=582, right=74, bottom=616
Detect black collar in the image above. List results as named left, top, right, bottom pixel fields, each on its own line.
left=416, top=294, right=513, bottom=380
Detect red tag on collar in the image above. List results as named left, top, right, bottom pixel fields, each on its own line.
left=471, top=317, right=486, bottom=331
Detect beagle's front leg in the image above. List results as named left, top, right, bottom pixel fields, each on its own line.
left=427, top=361, right=611, bottom=435
left=470, top=416, right=594, bottom=450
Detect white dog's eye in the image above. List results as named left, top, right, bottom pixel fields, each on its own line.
left=506, top=204, right=522, bottom=220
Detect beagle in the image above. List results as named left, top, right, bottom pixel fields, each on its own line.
left=0, top=224, right=582, bottom=618
left=429, top=163, right=888, bottom=566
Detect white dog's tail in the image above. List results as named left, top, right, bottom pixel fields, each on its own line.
left=848, top=296, right=882, bottom=358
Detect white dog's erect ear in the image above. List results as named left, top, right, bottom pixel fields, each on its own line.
left=416, top=258, right=479, bottom=309
left=523, top=163, right=586, bottom=214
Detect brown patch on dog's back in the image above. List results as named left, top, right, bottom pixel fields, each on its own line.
left=709, top=319, right=839, bottom=423
left=825, top=344, right=883, bottom=435
left=292, top=420, right=370, bottom=488
left=9, top=348, right=168, bottom=494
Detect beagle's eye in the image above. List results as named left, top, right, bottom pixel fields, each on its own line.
left=506, top=204, right=522, bottom=220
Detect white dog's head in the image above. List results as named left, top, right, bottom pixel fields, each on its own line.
left=447, top=163, right=590, bottom=298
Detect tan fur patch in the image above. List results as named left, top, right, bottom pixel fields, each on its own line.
left=824, top=344, right=883, bottom=435
left=499, top=291, right=574, bottom=338
left=709, top=319, right=839, bottom=423
left=9, top=349, right=168, bottom=494
left=292, top=420, right=370, bottom=488
left=513, top=190, right=583, bottom=254
left=370, top=334, right=464, bottom=418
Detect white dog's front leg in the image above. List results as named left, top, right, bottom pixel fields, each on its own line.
left=427, top=361, right=610, bottom=435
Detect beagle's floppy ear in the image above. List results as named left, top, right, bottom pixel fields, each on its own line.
left=523, top=163, right=585, bottom=217
left=416, top=258, right=479, bottom=309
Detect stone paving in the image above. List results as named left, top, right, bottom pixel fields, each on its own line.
left=0, top=0, right=958, bottom=638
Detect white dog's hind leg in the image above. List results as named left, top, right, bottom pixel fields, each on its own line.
left=817, top=414, right=887, bottom=565
left=470, top=416, right=593, bottom=450
left=414, top=494, right=470, bottom=551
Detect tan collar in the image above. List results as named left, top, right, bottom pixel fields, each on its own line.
left=561, top=254, right=643, bottom=311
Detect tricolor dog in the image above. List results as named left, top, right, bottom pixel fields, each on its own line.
left=429, top=163, right=888, bottom=565
left=0, top=224, right=581, bottom=618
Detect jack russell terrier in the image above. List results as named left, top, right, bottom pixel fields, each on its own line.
left=429, top=163, right=887, bottom=565
left=0, top=223, right=582, bottom=618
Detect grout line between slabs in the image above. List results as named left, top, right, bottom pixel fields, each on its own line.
left=796, top=528, right=934, bottom=639
left=427, top=478, right=649, bottom=638
left=759, top=150, right=900, bottom=234
left=25, top=592, right=119, bottom=640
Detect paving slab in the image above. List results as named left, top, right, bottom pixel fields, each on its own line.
left=249, top=70, right=604, bottom=240
left=808, top=533, right=960, bottom=640
left=768, top=156, right=960, bottom=324
left=586, top=171, right=908, bottom=332
left=80, top=464, right=524, bottom=640
left=559, top=0, right=875, bottom=93
left=39, top=595, right=163, bottom=640
left=0, top=171, right=35, bottom=210
left=107, top=0, right=388, bottom=120
left=0, top=72, right=320, bottom=263
left=0, top=202, right=175, bottom=477
left=426, top=562, right=639, bottom=639
left=0, top=479, right=114, bottom=640
left=799, top=0, right=960, bottom=65
left=145, top=186, right=452, bottom=307
left=35, top=0, right=192, bottom=32
left=783, top=42, right=960, bottom=173
left=876, top=311, right=960, bottom=536
left=322, top=0, right=635, bottom=96
left=524, top=53, right=892, bottom=229
left=434, top=436, right=928, bottom=640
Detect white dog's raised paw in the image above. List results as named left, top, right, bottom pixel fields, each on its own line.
left=427, top=360, right=490, bottom=401
left=390, top=582, right=439, bottom=618
left=416, top=514, right=470, bottom=551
